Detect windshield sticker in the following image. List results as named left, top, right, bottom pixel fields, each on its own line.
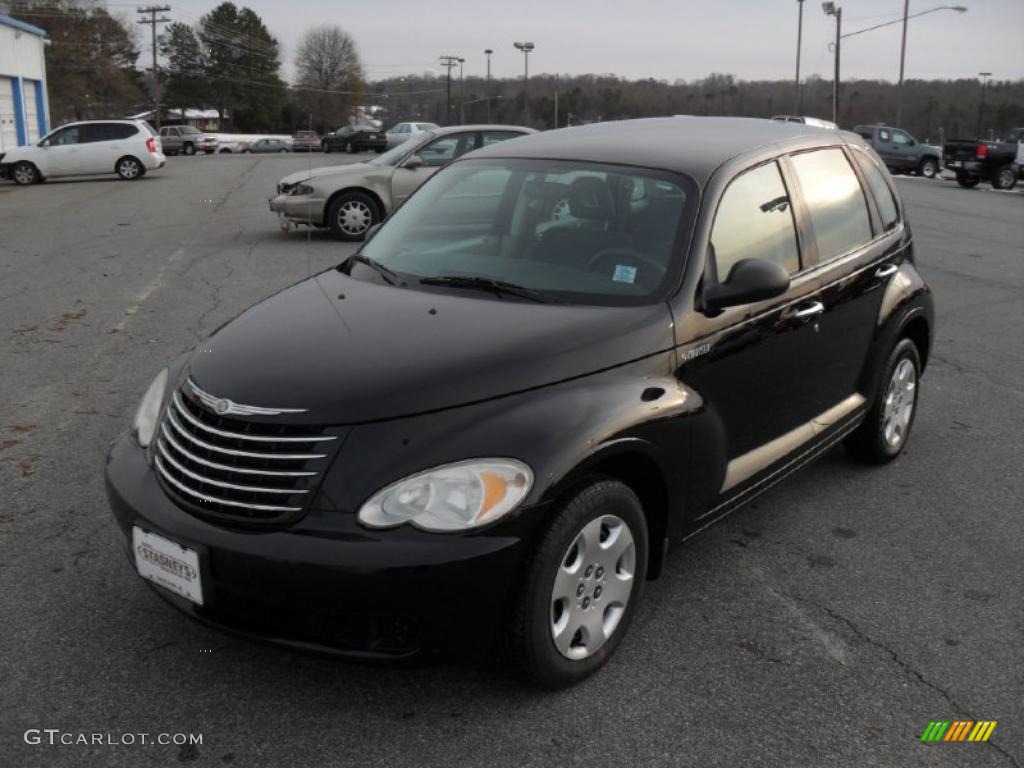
left=613, top=264, right=638, bottom=284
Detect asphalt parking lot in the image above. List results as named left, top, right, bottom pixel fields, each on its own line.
left=1, top=154, right=1022, bottom=768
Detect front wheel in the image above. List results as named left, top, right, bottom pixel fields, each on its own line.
left=507, top=479, right=648, bottom=689
left=182, top=142, right=195, bottom=156
left=845, top=338, right=922, bottom=464
left=116, top=156, right=144, bottom=180
left=918, top=158, right=938, bottom=178
left=956, top=172, right=979, bottom=188
left=326, top=191, right=381, bottom=241
left=991, top=164, right=1017, bottom=190
left=11, top=161, right=39, bottom=185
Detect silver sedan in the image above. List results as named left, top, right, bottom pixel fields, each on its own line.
left=269, top=125, right=534, bottom=241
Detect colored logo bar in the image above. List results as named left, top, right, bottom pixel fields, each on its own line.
left=921, top=721, right=997, bottom=742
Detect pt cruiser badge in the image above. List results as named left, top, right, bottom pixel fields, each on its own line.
left=106, top=118, right=934, bottom=688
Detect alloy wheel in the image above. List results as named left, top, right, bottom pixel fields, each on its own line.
left=996, top=168, right=1015, bottom=189
left=13, top=164, right=36, bottom=184
left=550, top=514, right=636, bottom=660
left=119, top=159, right=141, bottom=179
left=336, top=200, right=372, bottom=236
left=882, top=358, right=916, bottom=449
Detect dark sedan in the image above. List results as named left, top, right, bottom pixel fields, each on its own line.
left=323, top=125, right=388, bottom=154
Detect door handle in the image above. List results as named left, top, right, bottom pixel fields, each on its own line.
left=793, top=301, right=824, bottom=320
left=875, top=264, right=898, bottom=279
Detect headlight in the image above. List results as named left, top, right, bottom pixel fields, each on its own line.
left=291, top=183, right=314, bottom=195
left=132, top=368, right=168, bottom=448
left=357, top=459, right=533, bottom=532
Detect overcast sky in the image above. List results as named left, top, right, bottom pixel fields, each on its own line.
left=166, top=0, right=1024, bottom=84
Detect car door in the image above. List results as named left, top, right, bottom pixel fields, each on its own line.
left=889, top=129, right=916, bottom=171
left=783, top=145, right=896, bottom=414
left=873, top=128, right=899, bottom=169
left=390, top=131, right=480, bottom=206
left=42, top=125, right=85, bottom=176
left=679, top=159, right=827, bottom=476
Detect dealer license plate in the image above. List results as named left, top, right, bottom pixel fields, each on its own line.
left=132, top=527, right=203, bottom=605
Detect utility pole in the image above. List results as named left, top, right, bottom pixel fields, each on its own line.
left=823, top=2, right=841, bottom=125
left=137, top=5, right=171, bottom=131
left=484, top=49, right=493, bottom=122
left=976, top=71, right=991, bottom=137
left=794, top=0, right=804, bottom=113
left=554, top=73, right=558, bottom=129
left=895, top=0, right=909, bottom=126
left=439, top=55, right=460, bottom=125
left=458, top=57, right=465, bottom=124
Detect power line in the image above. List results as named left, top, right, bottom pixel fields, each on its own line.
left=137, top=5, right=171, bottom=130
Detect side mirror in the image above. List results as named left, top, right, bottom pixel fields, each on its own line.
left=41, top=139, right=50, bottom=148
left=703, top=258, right=790, bottom=313
left=403, top=154, right=424, bottom=170
left=365, top=223, right=382, bottom=242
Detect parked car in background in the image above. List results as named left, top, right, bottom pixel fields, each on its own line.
left=1, top=119, right=165, bottom=184
left=270, top=125, right=534, bottom=240
left=243, top=138, right=290, bottom=154
left=291, top=130, right=322, bottom=152
left=158, top=125, right=218, bottom=156
left=323, top=125, right=388, bottom=154
left=853, top=125, right=942, bottom=178
left=110, top=117, right=934, bottom=688
left=214, top=138, right=247, bottom=154
left=386, top=121, right=439, bottom=148
left=943, top=128, right=1024, bottom=189
left=770, top=115, right=838, bottom=130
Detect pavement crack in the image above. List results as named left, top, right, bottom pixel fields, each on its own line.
left=808, top=600, right=1021, bottom=768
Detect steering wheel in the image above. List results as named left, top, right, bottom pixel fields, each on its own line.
left=586, top=247, right=667, bottom=277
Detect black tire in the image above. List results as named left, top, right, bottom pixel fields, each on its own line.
left=918, top=158, right=939, bottom=178
left=991, top=164, right=1017, bottom=190
left=956, top=172, right=979, bottom=188
left=325, top=191, right=382, bottom=241
left=183, top=142, right=195, bottom=156
left=242, top=149, right=252, bottom=154
left=345, top=141, right=355, bottom=154
left=278, top=148, right=288, bottom=153
left=11, top=161, right=39, bottom=185
left=116, top=156, right=144, bottom=181
left=845, top=337, right=922, bottom=465
left=323, top=143, right=332, bottom=154
left=507, top=479, right=648, bottom=689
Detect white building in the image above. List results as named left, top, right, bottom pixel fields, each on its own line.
left=0, top=13, right=50, bottom=151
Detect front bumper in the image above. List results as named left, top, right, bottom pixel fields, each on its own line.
left=268, top=193, right=327, bottom=225
left=104, top=433, right=531, bottom=659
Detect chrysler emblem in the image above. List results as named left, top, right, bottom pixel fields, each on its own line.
left=213, top=398, right=231, bottom=414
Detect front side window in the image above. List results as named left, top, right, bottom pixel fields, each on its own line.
left=355, top=159, right=694, bottom=305
left=710, top=161, right=801, bottom=279
left=853, top=149, right=900, bottom=232
left=891, top=130, right=911, bottom=145
left=48, top=126, right=81, bottom=146
left=790, top=148, right=873, bottom=262
left=418, top=133, right=478, bottom=167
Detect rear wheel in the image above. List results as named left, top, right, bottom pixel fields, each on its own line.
left=116, top=156, right=144, bottom=180
left=991, top=164, right=1017, bottom=190
left=182, top=142, right=195, bottom=156
left=278, top=148, right=288, bottom=153
left=918, top=158, right=938, bottom=178
left=326, top=191, right=381, bottom=241
left=507, top=479, right=648, bottom=689
left=323, top=143, right=332, bottom=154
left=956, top=171, right=979, bottom=188
left=12, top=161, right=39, bottom=185
left=845, top=338, right=921, bottom=464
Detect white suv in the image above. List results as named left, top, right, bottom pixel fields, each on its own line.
left=0, top=119, right=166, bottom=185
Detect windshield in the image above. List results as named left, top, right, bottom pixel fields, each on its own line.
left=356, top=159, right=695, bottom=306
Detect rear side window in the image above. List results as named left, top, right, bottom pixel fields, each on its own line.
left=790, top=148, right=872, bottom=262
left=710, top=161, right=801, bottom=279
left=83, top=123, right=137, bottom=142
left=852, top=150, right=900, bottom=232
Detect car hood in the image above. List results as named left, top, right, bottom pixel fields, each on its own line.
left=0, top=145, right=41, bottom=163
left=187, top=269, right=674, bottom=425
left=278, top=163, right=375, bottom=186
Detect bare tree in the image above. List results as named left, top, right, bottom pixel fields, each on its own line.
left=294, top=25, right=365, bottom=133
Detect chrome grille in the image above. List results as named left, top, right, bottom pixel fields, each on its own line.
left=154, top=380, right=336, bottom=526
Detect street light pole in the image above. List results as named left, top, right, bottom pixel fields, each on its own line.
left=513, top=42, right=534, bottom=126
left=484, top=49, right=493, bottom=122
left=794, top=0, right=805, bottom=114
left=823, top=2, right=841, bottom=125
left=976, top=71, right=991, bottom=138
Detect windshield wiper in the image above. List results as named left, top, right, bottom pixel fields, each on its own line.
left=419, top=275, right=557, bottom=303
left=343, top=254, right=401, bottom=285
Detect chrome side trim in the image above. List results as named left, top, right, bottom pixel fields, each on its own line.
left=165, top=409, right=327, bottom=460
left=173, top=392, right=336, bottom=443
left=186, top=378, right=308, bottom=416
left=721, top=394, right=865, bottom=492
left=155, top=457, right=302, bottom=512
left=160, top=425, right=317, bottom=477
left=157, top=443, right=309, bottom=494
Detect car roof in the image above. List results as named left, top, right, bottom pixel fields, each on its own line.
left=466, top=116, right=857, bottom=184
left=430, top=124, right=536, bottom=137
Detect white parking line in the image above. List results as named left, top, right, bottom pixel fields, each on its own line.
left=114, top=248, right=185, bottom=332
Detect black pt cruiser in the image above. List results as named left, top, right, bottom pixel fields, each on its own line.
left=106, top=117, right=934, bottom=688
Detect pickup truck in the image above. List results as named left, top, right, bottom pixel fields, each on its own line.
left=943, top=128, right=1024, bottom=190
left=853, top=125, right=943, bottom=178
left=158, top=125, right=218, bottom=156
